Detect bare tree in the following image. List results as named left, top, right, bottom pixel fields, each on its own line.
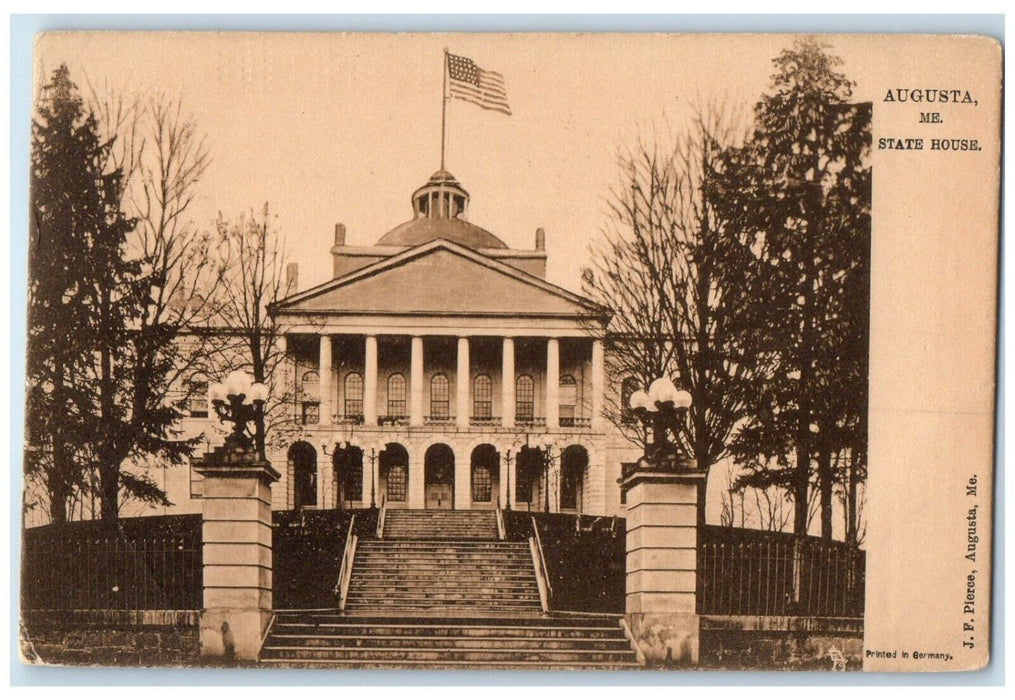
left=582, top=104, right=760, bottom=478
left=211, top=204, right=297, bottom=457
left=84, top=85, right=218, bottom=519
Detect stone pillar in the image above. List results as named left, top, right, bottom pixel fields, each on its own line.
left=364, top=335, right=378, bottom=426
left=410, top=336, right=424, bottom=427
left=408, top=452, right=425, bottom=509
left=454, top=449, right=470, bottom=510
left=456, top=337, right=470, bottom=430
left=591, top=338, right=605, bottom=431
left=319, top=334, right=332, bottom=426
left=194, top=446, right=280, bottom=662
left=621, top=462, right=707, bottom=665
left=545, top=338, right=560, bottom=429
left=502, top=337, right=515, bottom=428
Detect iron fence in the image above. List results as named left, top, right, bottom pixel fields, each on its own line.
left=22, top=525, right=202, bottom=611
left=697, top=525, right=865, bottom=618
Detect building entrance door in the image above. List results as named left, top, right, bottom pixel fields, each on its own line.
left=424, top=444, right=455, bottom=510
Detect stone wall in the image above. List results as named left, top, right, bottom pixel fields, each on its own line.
left=21, top=611, right=199, bottom=667
left=698, top=615, right=864, bottom=670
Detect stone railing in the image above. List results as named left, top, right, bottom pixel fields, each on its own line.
left=470, top=416, right=503, bottom=428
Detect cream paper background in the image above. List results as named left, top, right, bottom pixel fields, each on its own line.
left=31, top=32, right=1000, bottom=671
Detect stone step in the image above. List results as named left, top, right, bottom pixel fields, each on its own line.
left=271, top=623, right=623, bottom=639
left=259, top=646, right=635, bottom=663
left=349, top=575, right=536, bottom=585
left=344, top=600, right=542, bottom=610
left=266, top=634, right=630, bottom=651
left=353, top=556, right=530, bottom=565
left=345, top=594, right=542, bottom=605
left=273, top=613, right=620, bottom=627
left=258, top=658, right=641, bottom=670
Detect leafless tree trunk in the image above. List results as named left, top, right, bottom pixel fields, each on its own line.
left=583, top=104, right=759, bottom=478
left=89, top=87, right=217, bottom=516
left=211, top=204, right=297, bottom=458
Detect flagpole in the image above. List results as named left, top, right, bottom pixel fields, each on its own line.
left=440, top=48, right=449, bottom=171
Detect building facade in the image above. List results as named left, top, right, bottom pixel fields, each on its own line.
left=91, top=169, right=643, bottom=525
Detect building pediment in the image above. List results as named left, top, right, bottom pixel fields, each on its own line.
left=276, top=239, right=605, bottom=319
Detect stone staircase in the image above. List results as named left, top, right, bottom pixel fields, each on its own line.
left=345, top=539, right=542, bottom=612
left=259, top=612, right=640, bottom=669
left=259, top=509, right=640, bottom=669
left=384, top=508, right=499, bottom=539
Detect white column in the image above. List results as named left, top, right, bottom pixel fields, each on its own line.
left=319, top=335, right=333, bottom=426
left=591, top=338, right=605, bottom=431
left=364, top=335, right=378, bottom=426
left=410, top=336, right=424, bottom=427
left=456, top=337, right=470, bottom=429
left=546, top=338, right=560, bottom=429
left=454, top=450, right=470, bottom=510
left=502, top=337, right=515, bottom=428
left=408, top=452, right=425, bottom=509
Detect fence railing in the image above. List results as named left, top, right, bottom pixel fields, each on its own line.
left=22, top=527, right=202, bottom=611
left=697, top=525, right=865, bottom=618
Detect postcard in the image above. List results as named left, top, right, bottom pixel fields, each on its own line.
left=19, top=31, right=999, bottom=672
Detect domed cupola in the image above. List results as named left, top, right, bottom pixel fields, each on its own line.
left=412, top=169, right=469, bottom=220
left=375, top=170, right=508, bottom=249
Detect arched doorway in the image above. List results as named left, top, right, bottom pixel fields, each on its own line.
left=424, top=443, right=455, bottom=509
left=379, top=443, right=409, bottom=506
left=560, top=445, right=589, bottom=512
left=515, top=446, right=545, bottom=512
left=333, top=445, right=364, bottom=508
left=288, top=441, right=317, bottom=509
left=470, top=444, right=500, bottom=507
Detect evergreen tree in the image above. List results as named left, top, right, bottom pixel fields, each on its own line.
left=27, top=65, right=131, bottom=522
left=28, top=65, right=203, bottom=523
left=717, top=39, right=871, bottom=537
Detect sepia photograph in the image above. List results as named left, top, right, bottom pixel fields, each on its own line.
left=17, top=31, right=999, bottom=673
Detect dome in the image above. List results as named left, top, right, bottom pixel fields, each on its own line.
left=375, top=169, right=508, bottom=250
left=377, top=217, right=508, bottom=249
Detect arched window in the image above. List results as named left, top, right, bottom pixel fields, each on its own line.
left=301, top=370, right=320, bottom=425
left=187, top=373, right=209, bottom=418
left=516, top=375, right=535, bottom=421
left=430, top=373, right=450, bottom=419
left=344, top=372, right=364, bottom=419
left=387, top=373, right=407, bottom=418
left=621, top=376, right=640, bottom=422
left=473, top=374, right=492, bottom=419
left=559, top=374, right=578, bottom=426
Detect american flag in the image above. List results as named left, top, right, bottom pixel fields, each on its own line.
left=447, top=53, right=511, bottom=116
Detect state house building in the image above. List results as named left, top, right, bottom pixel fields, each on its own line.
left=183, top=169, right=640, bottom=519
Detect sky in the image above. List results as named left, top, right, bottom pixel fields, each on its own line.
left=34, top=32, right=881, bottom=294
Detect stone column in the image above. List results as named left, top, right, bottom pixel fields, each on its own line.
left=621, top=462, right=707, bottom=665
left=410, top=336, right=424, bottom=427
left=408, top=452, right=426, bottom=509
left=319, top=334, right=332, bottom=426
left=545, top=338, right=560, bottom=429
left=364, top=335, right=378, bottom=426
left=456, top=337, right=470, bottom=430
left=194, top=446, right=280, bottom=662
left=502, top=337, right=515, bottom=429
left=591, top=338, right=605, bottom=431
left=453, top=449, right=470, bottom=510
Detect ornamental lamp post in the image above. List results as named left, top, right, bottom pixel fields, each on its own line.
left=621, top=376, right=704, bottom=665
left=209, top=370, right=269, bottom=458
left=628, top=375, right=694, bottom=471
